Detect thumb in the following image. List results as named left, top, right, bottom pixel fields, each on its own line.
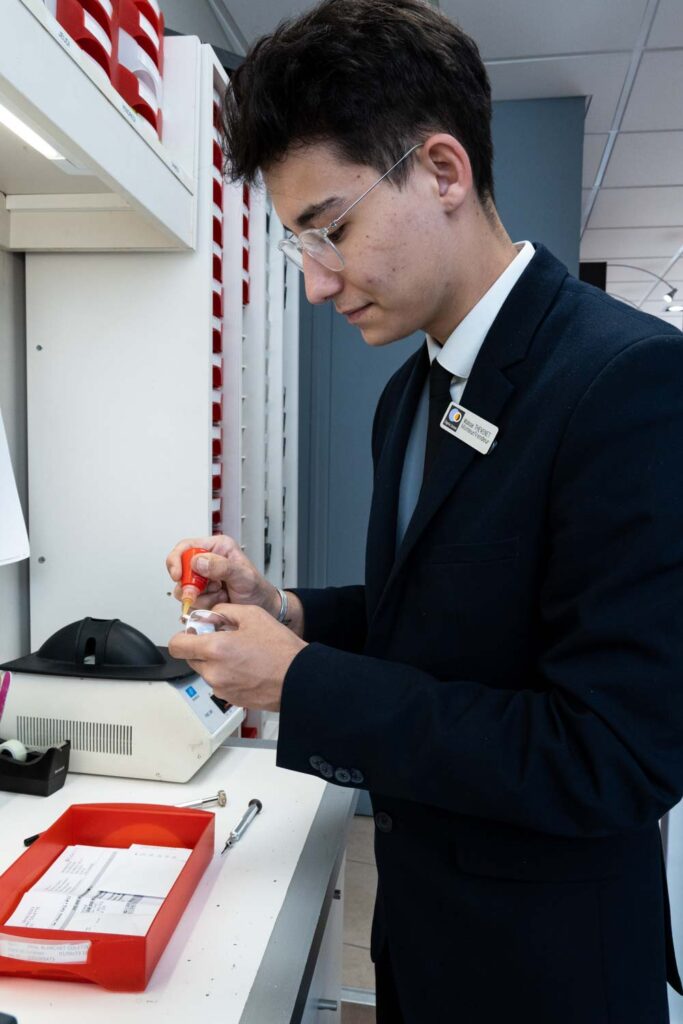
left=193, top=552, right=230, bottom=580
left=212, top=602, right=256, bottom=627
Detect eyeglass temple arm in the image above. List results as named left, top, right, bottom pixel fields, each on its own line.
left=327, top=144, right=422, bottom=231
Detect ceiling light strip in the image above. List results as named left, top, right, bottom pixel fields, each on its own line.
left=580, top=0, right=661, bottom=237
left=0, top=102, right=64, bottom=160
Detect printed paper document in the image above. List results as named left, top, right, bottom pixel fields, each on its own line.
left=5, top=844, right=192, bottom=935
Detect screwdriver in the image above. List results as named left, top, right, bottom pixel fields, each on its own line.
left=221, top=798, right=263, bottom=854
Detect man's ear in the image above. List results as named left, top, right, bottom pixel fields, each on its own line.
left=419, top=134, right=472, bottom=212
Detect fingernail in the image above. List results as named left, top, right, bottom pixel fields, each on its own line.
left=196, top=556, right=210, bottom=574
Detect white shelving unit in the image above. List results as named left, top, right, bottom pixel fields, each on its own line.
left=0, top=0, right=199, bottom=249
left=0, top=0, right=299, bottom=729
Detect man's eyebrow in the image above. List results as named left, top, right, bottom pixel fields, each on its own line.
left=292, top=195, right=344, bottom=231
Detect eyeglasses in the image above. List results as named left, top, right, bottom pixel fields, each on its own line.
left=278, top=143, right=421, bottom=272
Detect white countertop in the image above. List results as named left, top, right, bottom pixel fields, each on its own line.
left=0, top=744, right=346, bottom=1024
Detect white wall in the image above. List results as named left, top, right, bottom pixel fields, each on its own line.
left=0, top=248, right=29, bottom=663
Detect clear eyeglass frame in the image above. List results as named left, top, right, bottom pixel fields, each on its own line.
left=278, top=143, right=421, bottom=272
left=183, top=608, right=233, bottom=633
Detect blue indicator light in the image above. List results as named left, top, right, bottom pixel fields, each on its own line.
left=185, top=685, right=198, bottom=699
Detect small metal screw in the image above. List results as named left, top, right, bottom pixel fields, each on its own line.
left=36, top=345, right=43, bottom=351
left=38, top=556, right=46, bottom=564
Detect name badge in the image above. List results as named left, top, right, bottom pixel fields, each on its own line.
left=439, top=402, right=498, bottom=454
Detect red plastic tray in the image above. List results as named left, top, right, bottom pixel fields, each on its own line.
left=0, top=802, right=214, bottom=991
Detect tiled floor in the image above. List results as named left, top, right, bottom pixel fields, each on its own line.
left=342, top=815, right=376, bottom=1019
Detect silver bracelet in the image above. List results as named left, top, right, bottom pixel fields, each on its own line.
left=275, top=586, right=289, bottom=623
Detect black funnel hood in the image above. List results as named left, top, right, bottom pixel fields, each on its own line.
left=0, top=617, right=193, bottom=681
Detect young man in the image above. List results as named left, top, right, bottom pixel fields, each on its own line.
left=168, top=1, right=683, bottom=1019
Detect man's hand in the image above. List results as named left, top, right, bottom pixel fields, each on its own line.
left=168, top=603, right=307, bottom=712
left=166, top=534, right=280, bottom=616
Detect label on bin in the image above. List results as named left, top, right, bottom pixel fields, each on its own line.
left=0, top=934, right=91, bottom=964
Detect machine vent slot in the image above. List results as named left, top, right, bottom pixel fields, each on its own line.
left=16, top=717, right=133, bottom=756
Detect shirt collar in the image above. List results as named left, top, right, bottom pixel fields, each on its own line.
left=426, top=241, right=535, bottom=377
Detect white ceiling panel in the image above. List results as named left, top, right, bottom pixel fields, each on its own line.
left=640, top=300, right=683, bottom=314
left=606, top=258, right=674, bottom=282
left=647, top=0, right=683, bottom=49
left=200, top=0, right=683, bottom=282
left=583, top=134, right=608, bottom=187
left=602, top=131, right=683, bottom=187
left=486, top=53, right=630, bottom=133
left=605, top=280, right=653, bottom=302
left=666, top=256, right=683, bottom=279
left=587, top=186, right=683, bottom=229
left=223, top=0, right=649, bottom=54
left=581, top=226, right=683, bottom=258
left=439, top=0, right=648, bottom=60
left=621, top=51, right=683, bottom=131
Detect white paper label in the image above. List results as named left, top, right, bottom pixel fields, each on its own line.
left=118, top=29, right=162, bottom=92
left=138, top=12, right=160, bottom=49
left=136, top=78, right=158, bottom=112
left=0, top=935, right=91, bottom=964
left=439, top=402, right=499, bottom=454
left=83, top=11, right=112, bottom=55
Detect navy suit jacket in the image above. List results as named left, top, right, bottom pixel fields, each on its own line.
left=277, top=245, right=683, bottom=1022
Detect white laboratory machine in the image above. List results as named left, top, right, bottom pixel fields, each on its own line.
left=0, top=617, right=244, bottom=783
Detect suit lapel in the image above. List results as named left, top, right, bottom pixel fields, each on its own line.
left=366, top=244, right=569, bottom=632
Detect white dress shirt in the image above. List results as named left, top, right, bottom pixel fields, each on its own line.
left=396, top=241, right=535, bottom=547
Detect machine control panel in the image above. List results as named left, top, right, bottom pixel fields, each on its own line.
left=171, top=675, right=237, bottom=736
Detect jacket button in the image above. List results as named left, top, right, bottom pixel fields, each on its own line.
left=334, top=768, right=351, bottom=783
left=375, top=812, right=393, bottom=834
left=319, top=761, right=333, bottom=779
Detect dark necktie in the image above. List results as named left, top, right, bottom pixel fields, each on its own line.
left=422, top=358, right=454, bottom=482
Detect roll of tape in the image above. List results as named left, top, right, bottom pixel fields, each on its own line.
left=0, top=739, right=28, bottom=762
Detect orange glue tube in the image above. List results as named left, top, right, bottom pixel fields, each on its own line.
left=180, top=547, right=209, bottom=620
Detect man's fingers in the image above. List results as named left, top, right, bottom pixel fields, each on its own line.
left=191, top=552, right=232, bottom=581
left=171, top=580, right=223, bottom=604
left=166, top=534, right=240, bottom=582
left=166, top=538, right=213, bottom=581
left=169, top=630, right=231, bottom=662
left=211, top=602, right=266, bottom=628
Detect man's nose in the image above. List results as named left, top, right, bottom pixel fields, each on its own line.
left=302, top=253, right=344, bottom=305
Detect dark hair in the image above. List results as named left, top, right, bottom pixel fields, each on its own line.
left=222, top=0, right=495, bottom=206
